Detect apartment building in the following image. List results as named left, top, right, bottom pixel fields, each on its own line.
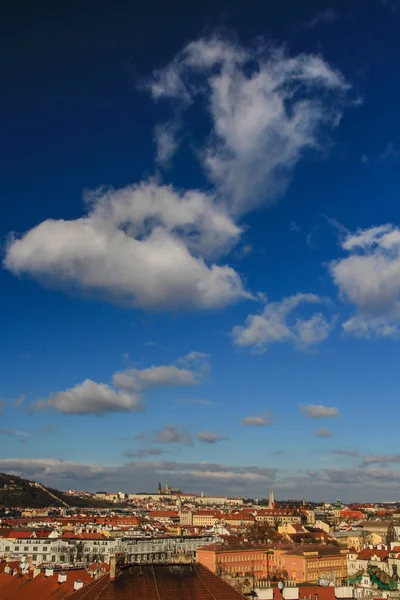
left=197, top=543, right=268, bottom=579
left=192, top=510, right=222, bottom=527
left=270, top=546, right=348, bottom=584
left=255, top=509, right=302, bottom=526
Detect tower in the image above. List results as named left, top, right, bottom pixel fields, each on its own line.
left=268, top=489, right=275, bottom=509
left=158, top=482, right=162, bottom=495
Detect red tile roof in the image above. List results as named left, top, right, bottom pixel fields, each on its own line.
left=358, top=548, right=388, bottom=560
left=0, top=568, right=92, bottom=599
left=7, top=530, right=33, bottom=539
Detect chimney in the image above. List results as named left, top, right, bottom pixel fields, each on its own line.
left=110, top=556, right=117, bottom=582
left=4, top=566, right=11, bottom=575
left=74, top=579, right=84, bottom=591
left=45, top=568, right=54, bottom=577
left=58, top=572, right=67, bottom=584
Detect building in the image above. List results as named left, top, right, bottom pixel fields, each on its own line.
left=192, top=510, right=222, bottom=527
left=255, top=509, right=302, bottom=526
left=0, top=530, right=215, bottom=567
left=197, top=542, right=269, bottom=579
left=157, top=482, right=181, bottom=495
left=269, top=546, right=348, bottom=584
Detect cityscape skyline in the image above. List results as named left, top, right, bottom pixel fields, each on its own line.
left=2, top=0, right=400, bottom=502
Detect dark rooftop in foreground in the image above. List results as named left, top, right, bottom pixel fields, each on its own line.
left=69, top=563, right=245, bottom=599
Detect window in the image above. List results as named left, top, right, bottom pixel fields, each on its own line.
left=33, top=547, right=38, bottom=551
left=14, top=546, right=19, bottom=551
left=43, top=547, right=48, bottom=551
left=5, top=546, right=10, bottom=551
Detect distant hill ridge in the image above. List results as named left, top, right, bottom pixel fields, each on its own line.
left=0, top=472, right=118, bottom=509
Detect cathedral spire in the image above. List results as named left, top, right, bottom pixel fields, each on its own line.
left=268, top=489, right=275, bottom=509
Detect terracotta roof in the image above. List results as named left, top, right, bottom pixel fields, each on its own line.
left=358, top=548, right=388, bottom=560
left=66, top=574, right=111, bottom=599
left=7, top=531, right=33, bottom=539
left=148, top=511, right=179, bottom=518
left=0, top=568, right=92, bottom=599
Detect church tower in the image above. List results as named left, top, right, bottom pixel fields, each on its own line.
left=268, top=489, right=275, bottom=509
left=158, top=482, right=162, bottom=495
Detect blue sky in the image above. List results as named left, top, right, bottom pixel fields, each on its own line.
left=1, top=0, right=400, bottom=501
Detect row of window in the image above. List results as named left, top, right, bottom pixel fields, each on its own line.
left=219, top=554, right=263, bottom=562
left=307, top=559, right=343, bottom=568
left=5, top=546, right=49, bottom=552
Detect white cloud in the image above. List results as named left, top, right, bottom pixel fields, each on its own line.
left=359, top=453, right=400, bottom=467
left=329, top=224, right=400, bottom=337
left=154, top=121, right=180, bottom=166
left=232, top=293, right=334, bottom=352
left=4, top=36, right=351, bottom=313
left=153, top=424, right=193, bottom=445
left=150, top=35, right=349, bottom=215
left=342, top=315, right=400, bottom=339
left=0, top=428, right=28, bottom=437
left=41, top=379, right=144, bottom=415
left=32, top=355, right=207, bottom=415
left=196, top=431, right=227, bottom=443
left=113, top=364, right=201, bottom=391
left=4, top=182, right=248, bottom=311
left=300, top=404, right=340, bottom=418
left=177, top=350, right=210, bottom=367
left=242, top=414, right=273, bottom=426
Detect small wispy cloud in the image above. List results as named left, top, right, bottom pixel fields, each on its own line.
left=40, top=425, right=57, bottom=433
left=196, top=431, right=227, bottom=444
left=176, top=398, right=217, bottom=406
left=380, top=142, right=399, bottom=161
left=315, top=427, right=335, bottom=438
left=300, top=404, right=340, bottom=418
left=331, top=449, right=360, bottom=457
left=153, top=424, right=193, bottom=445
left=123, top=448, right=168, bottom=459
left=242, top=413, right=273, bottom=427
left=303, top=8, right=338, bottom=29
left=0, top=428, right=28, bottom=437
left=290, top=220, right=300, bottom=232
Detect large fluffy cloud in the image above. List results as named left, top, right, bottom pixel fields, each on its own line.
left=330, top=224, right=400, bottom=337
left=4, top=183, right=247, bottom=311
left=149, top=36, right=349, bottom=215
left=4, top=35, right=350, bottom=311
left=232, top=293, right=334, bottom=351
left=31, top=354, right=208, bottom=415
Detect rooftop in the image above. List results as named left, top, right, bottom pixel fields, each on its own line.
left=67, top=563, right=245, bottom=599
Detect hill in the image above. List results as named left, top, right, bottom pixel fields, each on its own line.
left=0, top=472, right=121, bottom=509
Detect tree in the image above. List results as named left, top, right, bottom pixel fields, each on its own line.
left=245, top=522, right=283, bottom=544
